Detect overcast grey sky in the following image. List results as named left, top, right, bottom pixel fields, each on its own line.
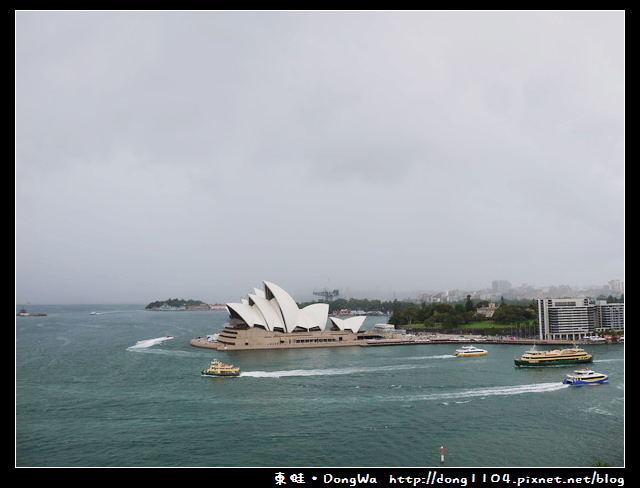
left=15, top=11, right=624, bottom=304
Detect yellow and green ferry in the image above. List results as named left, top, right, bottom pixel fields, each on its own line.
left=514, top=345, right=593, bottom=367
left=201, top=358, right=240, bottom=377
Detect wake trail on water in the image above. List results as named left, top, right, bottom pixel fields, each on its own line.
left=405, top=354, right=457, bottom=360
left=240, top=355, right=458, bottom=378
left=241, top=364, right=417, bottom=378
left=397, top=382, right=570, bottom=403
left=127, top=336, right=174, bottom=350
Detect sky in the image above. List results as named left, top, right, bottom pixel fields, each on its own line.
left=15, top=11, right=625, bottom=304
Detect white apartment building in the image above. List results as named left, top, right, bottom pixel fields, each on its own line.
left=595, top=301, right=625, bottom=331
left=537, top=298, right=624, bottom=340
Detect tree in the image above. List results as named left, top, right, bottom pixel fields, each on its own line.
left=465, top=295, right=474, bottom=312
left=388, top=301, right=421, bottom=326
left=492, top=304, right=532, bottom=325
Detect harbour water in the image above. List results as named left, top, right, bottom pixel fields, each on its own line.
left=16, top=304, right=624, bottom=467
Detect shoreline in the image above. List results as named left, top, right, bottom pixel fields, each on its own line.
left=190, top=334, right=614, bottom=351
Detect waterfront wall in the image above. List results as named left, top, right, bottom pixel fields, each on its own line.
left=190, top=330, right=617, bottom=351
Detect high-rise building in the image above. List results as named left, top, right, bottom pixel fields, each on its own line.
left=492, top=280, right=512, bottom=297
left=537, top=298, right=594, bottom=341
left=537, top=298, right=624, bottom=340
left=608, top=280, right=624, bottom=294
left=595, top=301, right=625, bottom=331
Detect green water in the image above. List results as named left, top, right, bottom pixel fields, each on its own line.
left=15, top=305, right=624, bottom=467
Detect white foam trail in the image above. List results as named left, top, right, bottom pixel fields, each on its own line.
left=240, top=364, right=413, bottom=378
left=398, top=382, right=569, bottom=403
left=405, top=354, right=456, bottom=360
left=240, top=357, right=469, bottom=378
left=242, top=368, right=361, bottom=378
left=127, top=336, right=174, bottom=350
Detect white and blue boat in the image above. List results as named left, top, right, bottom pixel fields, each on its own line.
left=562, top=369, right=608, bottom=385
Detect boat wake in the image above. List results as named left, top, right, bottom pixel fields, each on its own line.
left=405, top=354, right=456, bottom=360
left=241, top=364, right=417, bottom=378
left=127, top=336, right=174, bottom=350
left=398, top=382, right=570, bottom=404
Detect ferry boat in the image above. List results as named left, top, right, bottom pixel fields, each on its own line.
left=201, top=358, right=240, bottom=377
left=514, top=346, right=592, bottom=367
left=563, top=369, right=608, bottom=385
left=454, top=345, right=488, bottom=357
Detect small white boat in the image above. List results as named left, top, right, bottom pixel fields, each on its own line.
left=586, top=335, right=606, bottom=343
left=454, top=345, right=488, bottom=357
left=563, top=369, right=608, bottom=385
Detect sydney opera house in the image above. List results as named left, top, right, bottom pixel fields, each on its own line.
left=190, top=281, right=367, bottom=351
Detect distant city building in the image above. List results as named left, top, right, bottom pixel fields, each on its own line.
left=492, top=280, right=512, bottom=297
left=608, top=280, right=624, bottom=294
left=537, top=298, right=624, bottom=340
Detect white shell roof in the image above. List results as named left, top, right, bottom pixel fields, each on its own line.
left=329, top=316, right=366, bottom=333
left=248, top=293, right=285, bottom=331
left=227, top=281, right=330, bottom=332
